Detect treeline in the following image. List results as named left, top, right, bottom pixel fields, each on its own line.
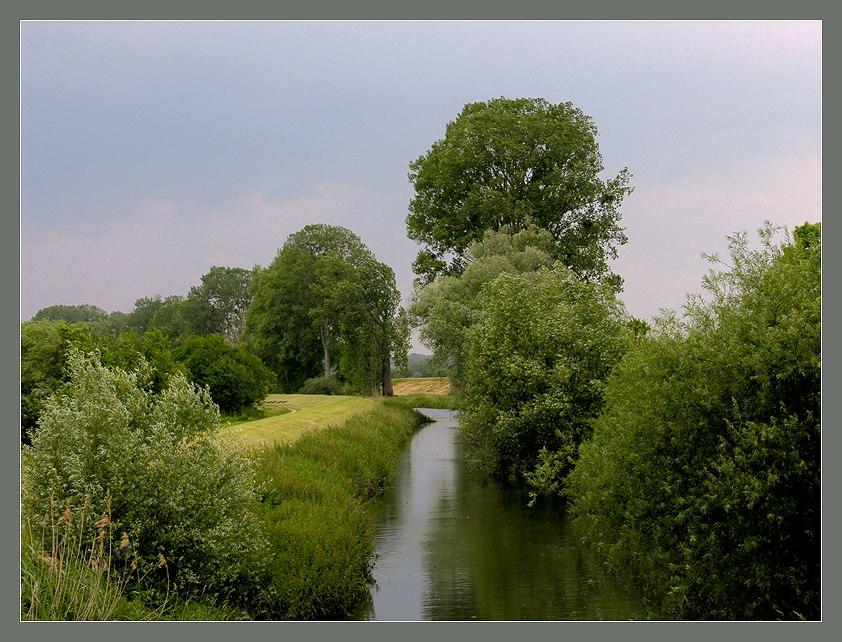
left=21, top=225, right=409, bottom=444
left=405, top=97, right=821, bottom=619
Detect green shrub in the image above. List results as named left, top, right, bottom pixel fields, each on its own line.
left=174, top=334, right=275, bottom=413
left=21, top=349, right=269, bottom=608
left=567, top=222, right=821, bottom=620
left=297, top=375, right=343, bottom=395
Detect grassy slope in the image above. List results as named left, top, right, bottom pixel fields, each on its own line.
left=218, top=394, right=379, bottom=448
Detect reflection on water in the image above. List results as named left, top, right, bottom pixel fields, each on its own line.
left=353, top=409, right=641, bottom=621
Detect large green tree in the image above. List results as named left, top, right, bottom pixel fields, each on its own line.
left=406, top=97, right=632, bottom=286
left=337, top=257, right=406, bottom=395
left=567, top=222, right=821, bottom=619
left=246, top=224, right=402, bottom=394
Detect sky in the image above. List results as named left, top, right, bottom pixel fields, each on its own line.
left=20, top=20, right=822, bottom=352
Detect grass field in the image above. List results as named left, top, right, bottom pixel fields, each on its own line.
left=391, top=377, right=451, bottom=396
left=219, top=394, right=379, bottom=448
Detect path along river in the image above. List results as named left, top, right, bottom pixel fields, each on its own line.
left=353, top=409, right=642, bottom=621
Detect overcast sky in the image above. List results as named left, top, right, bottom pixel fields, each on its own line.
left=20, top=20, right=821, bottom=351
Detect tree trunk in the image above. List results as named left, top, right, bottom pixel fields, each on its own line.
left=321, top=322, right=331, bottom=377
left=382, top=357, right=394, bottom=397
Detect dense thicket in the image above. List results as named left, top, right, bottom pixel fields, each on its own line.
left=567, top=223, right=821, bottom=619
left=406, top=97, right=632, bottom=286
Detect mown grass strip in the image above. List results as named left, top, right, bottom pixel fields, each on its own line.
left=218, top=394, right=378, bottom=448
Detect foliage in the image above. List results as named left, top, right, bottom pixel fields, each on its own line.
left=20, top=320, right=78, bottom=443
left=20, top=321, right=186, bottom=443
left=406, top=96, right=632, bottom=286
left=32, top=304, right=108, bottom=324
left=297, top=375, right=343, bottom=395
left=21, top=497, right=133, bottom=620
left=459, top=267, right=630, bottom=491
left=125, top=295, right=190, bottom=343
left=567, top=222, right=821, bottom=620
left=410, top=226, right=557, bottom=392
left=251, top=401, right=426, bottom=619
left=336, top=257, right=404, bottom=395
left=246, top=224, right=403, bottom=394
left=174, top=334, right=275, bottom=414
left=183, top=266, right=255, bottom=344
left=21, top=350, right=269, bottom=604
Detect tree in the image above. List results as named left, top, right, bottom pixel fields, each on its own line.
left=567, top=222, right=821, bottom=619
left=32, top=304, right=108, bottom=324
left=184, top=266, right=255, bottom=344
left=410, top=226, right=557, bottom=392
left=246, top=224, right=401, bottom=394
left=458, top=267, right=631, bottom=490
left=174, top=334, right=275, bottom=414
left=337, top=257, right=404, bottom=395
left=406, top=97, right=632, bottom=286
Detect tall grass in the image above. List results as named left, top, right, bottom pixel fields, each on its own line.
left=251, top=400, right=427, bottom=619
left=21, top=497, right=136, bottom=621
left=389, top=393, right=454, bottom=410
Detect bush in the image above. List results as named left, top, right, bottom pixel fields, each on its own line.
left=174, top=334, right=275, bottom=413
left=297, top=375, right=343, bottom=395
left=21, top=349, right=269, bottom=607
left=567, top=222, right=821, bottom=619
left=459, top=267, right=630, bottom=492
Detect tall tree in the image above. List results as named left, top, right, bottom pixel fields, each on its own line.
left=406, top=97, right=632, bottom=287
left=184, top=266, right=255, bottom=344
left=337, top=256, right=404, bottom=395
left=247, top=224, right=400, bottom=394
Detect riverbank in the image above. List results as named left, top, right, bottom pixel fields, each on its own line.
left=246, top=398, right=429, bottom=619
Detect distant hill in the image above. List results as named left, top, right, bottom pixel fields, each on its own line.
left=398, top=352, right=448, bottom=378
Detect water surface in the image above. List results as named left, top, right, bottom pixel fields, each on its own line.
left=354, top=409, right=641, bottom=621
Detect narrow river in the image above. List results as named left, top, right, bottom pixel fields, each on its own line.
left=353, top=409, right=642, bottom=621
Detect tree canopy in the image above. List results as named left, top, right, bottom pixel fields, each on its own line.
left=183, top=266, right=255, bottom=344
left=409, top=226, right=558, bottom=390
left=246, top=224, right=404, bottom=394
left=406, top=97, right=632, bottom=286
left=459, top=266, right=631, bottom=489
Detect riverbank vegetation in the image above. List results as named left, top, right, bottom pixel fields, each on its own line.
left=22, top=95, right=821, bottom=620
left=567, top=222, right=821, bottom=619
left=20, top=349, right=426, bottom=619
left=403, top=97, right=820, bottom=620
